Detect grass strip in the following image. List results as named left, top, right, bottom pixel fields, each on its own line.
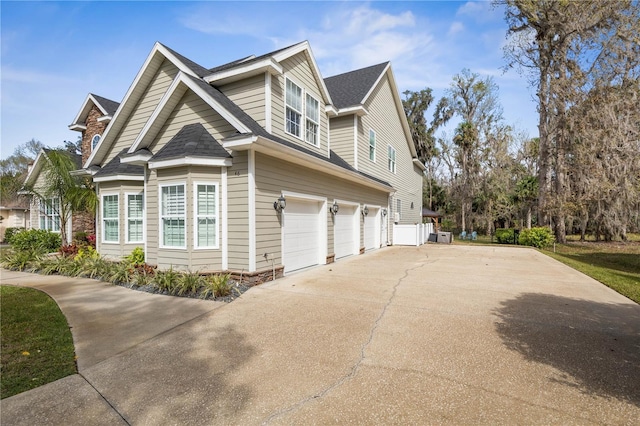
left=1, top=285, right=77, bottom=399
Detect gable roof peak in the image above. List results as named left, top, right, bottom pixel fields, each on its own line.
left=324, top=62, right=390, bottom=109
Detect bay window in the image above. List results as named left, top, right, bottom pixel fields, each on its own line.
left=102, top=194, right=119, bottom=243
left=160, top=184, right=186, bottom=248
left=194, top=183, right=218, bottom=248
left=127, top=193, right=144, bottom=243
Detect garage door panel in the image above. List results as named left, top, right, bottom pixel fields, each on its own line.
left=284, top=199, right=320, bottom=272
left=334, top=204, right=357, bottom=259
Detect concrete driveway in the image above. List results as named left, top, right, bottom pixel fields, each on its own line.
left=2, top=245, right=639, bottom=425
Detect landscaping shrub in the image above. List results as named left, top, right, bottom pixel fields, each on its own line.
left=0, top=249, right=41, bottom=271
left=73, top=231, right=88, bottom=244
left=495, top=228, right=516, bottom=244
left=153, top=267, right=180, bottom=294
left=519, top=227, right=555, bottom=248
left=176, top=271, right=204, bottom=296
left=3, top=227, right=24, bottom=244
left=59, top=244, right=79, bottom=258
left=9, top=229, right=61, bottom=253
left=124, top=247, right=145, bottom=266
left=202, top=274, right=232, bottom=299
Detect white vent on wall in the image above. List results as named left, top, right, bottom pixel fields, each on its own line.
left=394, top=212, right=400, bottom=223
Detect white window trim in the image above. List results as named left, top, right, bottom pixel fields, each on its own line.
left=285, top=77, right=303, bottom=140
left=305, top=92, right=320, bottom=147
left=369, top=129, right=376, bottom=162
left=125, top=192, right=144, bottom=244
left=193, top=181, right=219, bottom=250
left=388, top=145, right=397, bottom=174
left=101, top=193, right=119, bottom=244
left=159, top=182, right=187, bottom=250
left=39, top=197, right=61, bottom=233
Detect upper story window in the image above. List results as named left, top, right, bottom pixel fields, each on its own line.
left=160, top=184, right=186, bottom=248
left=285, top=79, right=303, bottom=138
left=39, top=198, right=60, bottom=232
left=388, top=145, right=396, bottom=173
left=305, top=94, right=319, bottom=146
left=369, top=129, right=376, bottom=162
left=91, top=134, right=101, bottom=151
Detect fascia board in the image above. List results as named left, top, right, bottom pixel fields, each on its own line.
left=334, top=105, right=368, bottom=117
left=120, top=152, right=153, bottom=165
left=97, top=115, right=112, bottom=123
left=93, top=175, right=145, bottom=183
left=325, top=105, right=339, bottom=116
left=222, top=135, right=259, bottom=149
left=203, top=58, right=283, bottom=84
left=68, top=124, right=87, bottom=131
left=22, top=149, right=48, bottom=187
left=70, top=168, right=97, bottom=177
left=148, top=157, right=232, bottom=170
left=413, top=158, right=427, bottom=171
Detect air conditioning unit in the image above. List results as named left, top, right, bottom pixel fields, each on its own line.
left=394, top=212, right=400, bottom=223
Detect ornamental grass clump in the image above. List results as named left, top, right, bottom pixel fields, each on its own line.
left=153, top=267, right=180, bottom=294
left=201, top=274, right=232, bottom=299
left=176, top=271, right=204, bottom=296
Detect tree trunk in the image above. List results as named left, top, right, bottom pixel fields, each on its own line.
left=526, top=206, right=532, bottom=229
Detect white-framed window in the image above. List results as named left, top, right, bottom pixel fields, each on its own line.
left=194, top=182, right=218, bottom=249
left=388, top=145, right=396, bottom=173
left=305, top=93, right=319, bottom=146
left=91, top=134, right=101, bottom=151
left=369, top=129, right=376, bottom=162
left=160, top=184, right=186, bottom=248
left=39, top=197, right=60, bottom=232
left=396, top=199, right=402, bottom=220
left=102, top=194, right=119, bottom=243
left=285, top=78, right=303, bottom=138
left=126, top=193, right=144, bottom=243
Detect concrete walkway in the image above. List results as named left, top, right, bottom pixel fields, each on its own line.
left=1, top=245, right=639, bottom=425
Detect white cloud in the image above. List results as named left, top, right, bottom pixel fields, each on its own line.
left=456, top=1, right=503, bottom=23
left=448, top=21, right=465, bottom=36
left=1, top=66, right=74, bottom=84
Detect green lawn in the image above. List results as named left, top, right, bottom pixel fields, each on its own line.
left=543, top=242, right=640, bottom=304
left=1, top=285, right=77, bottom=399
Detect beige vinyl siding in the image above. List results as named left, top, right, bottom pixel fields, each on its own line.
left=226, top=151, right=249, bottom=270
left=102, top=60, right=179, bottom=165
left=149, top=90, right=237, bottom=153
left=270, top=53, right=329, bottom=155
left=254, top=152, right=389, bottom=270
left=96, top=181, right=144, bottom=260
left=219, top=74, right=265, bottom=128
left=328, top=115, right=355, bottom=167
left=147, top=166, right=224, bottom=271
left=358, top=77, right=422, bottom=225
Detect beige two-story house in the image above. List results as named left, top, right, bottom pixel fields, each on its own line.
left=75, top=40, right=423, bottom=281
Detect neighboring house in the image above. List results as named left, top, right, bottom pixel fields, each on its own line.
left=21, top=148, right=93, bottom=244
left=0, top=204, right=30, bottom=242
left=72, top=40, right=424, bottom=281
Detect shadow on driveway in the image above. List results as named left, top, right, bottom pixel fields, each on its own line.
left=494, top=293, right=640, bottom=406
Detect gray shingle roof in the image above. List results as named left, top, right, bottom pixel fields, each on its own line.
left=91, top=94, right=120, bottom=116
left=207, top=42, right=303, bottom=74
left=93, top=149, right=144, bottom=178
left=150, top=123, right=232, bottom=161
left=324, top=62, right=389, bottom=109
left=160, top=43, right=213, bottom=78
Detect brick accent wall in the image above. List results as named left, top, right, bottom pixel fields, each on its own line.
left=81, top=105, right=109, bottom=164
left=72, top=210, right=95, bottom=238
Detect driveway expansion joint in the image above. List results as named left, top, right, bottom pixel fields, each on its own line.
left=261, top=260, right=431, bottom=425
left=79, top=373, right=131, bottom=426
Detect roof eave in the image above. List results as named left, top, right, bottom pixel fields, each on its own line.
left=203, top=58, right=283, bottom=85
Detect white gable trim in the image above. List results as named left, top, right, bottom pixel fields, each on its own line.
left=204, top=57, right=283, bottom=85
left=93, top=174, right=145, bottom=183
left=69, top=93, right=112, bottom=130
left=22, top=149, right=48, bottom=187
left=127, top=72, right=251, bottom=154
left=85, top=42, right=209, bottom=169
left=148, top=157, right=232, bottom=170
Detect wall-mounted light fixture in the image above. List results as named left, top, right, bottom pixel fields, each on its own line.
left=273, top=195, right=286, bottom=212
left=381, top=208, right=387, bottom=217
left=411, top=202, right=414, bottom=209
left=331, top=201, right=339, bottom=215
left=362, top=205, right=369, bottom=216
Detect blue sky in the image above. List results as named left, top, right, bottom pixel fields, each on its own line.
left=1, top=1, right=538, bottom=160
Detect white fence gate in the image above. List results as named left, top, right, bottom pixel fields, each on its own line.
left=392, top=223, right=434, bottom=246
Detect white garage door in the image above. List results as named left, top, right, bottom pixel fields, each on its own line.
left=283, top=199, right=321, bottom=272
left=334, top=204, right=357, bottom=259
left=364, top=207, right=380, bottom=251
